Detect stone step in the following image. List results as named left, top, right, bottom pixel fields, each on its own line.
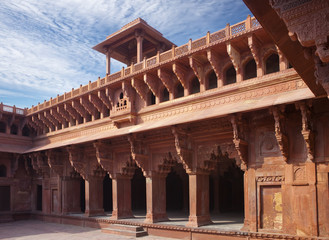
left=102, top=224, right=148, bottom=237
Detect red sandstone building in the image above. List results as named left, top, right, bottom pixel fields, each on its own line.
left=0, top=1, right=329, bottom=239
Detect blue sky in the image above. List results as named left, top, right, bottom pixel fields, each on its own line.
left=0, top=0, right=251, bottom=109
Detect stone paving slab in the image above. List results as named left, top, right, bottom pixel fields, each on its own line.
left=0, top=220, right=177, bottom=240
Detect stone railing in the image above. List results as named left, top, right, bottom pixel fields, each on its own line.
left=0, top=103, right=26, bottom=115
left=26, top=15, right=260, bottom=115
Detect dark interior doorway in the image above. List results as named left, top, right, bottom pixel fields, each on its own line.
left=131, top=168, right=146, bottom=212
left=103, top=174, right=112, bottom=212
left=166, top=163, right=189, bottom=213
left=36, top=184, right=42, bottom=211
left=0, top=186, right=10, bottom=211
left=80, top=178, right=85, bottom=213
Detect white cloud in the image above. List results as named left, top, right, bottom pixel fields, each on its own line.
left=0, top=0, right=250, bottom=108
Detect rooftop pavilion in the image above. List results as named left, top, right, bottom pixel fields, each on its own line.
left=93, top=18, right=175, bottom=74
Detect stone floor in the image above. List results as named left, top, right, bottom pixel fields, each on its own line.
left=91, top=211, right=244, bottom=231
left=0, top=220, right=178, bottom=240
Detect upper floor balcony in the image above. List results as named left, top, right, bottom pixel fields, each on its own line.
left=3, top=16, right=313, bottom=151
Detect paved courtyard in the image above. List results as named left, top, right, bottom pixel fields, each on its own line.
left=0, top=220, right=177, bottom=240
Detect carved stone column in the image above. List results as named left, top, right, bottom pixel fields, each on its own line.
left=172, top=126, right=217, bottom=227
left=67, top=145, right=105, bottom=217
left=129, top=135, right=176, bottom=223
left=94, top=141, right=135, bottom=219
left=135, top=30, right=144, bottom=63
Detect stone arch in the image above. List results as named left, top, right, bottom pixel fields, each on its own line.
left=161, top=87, right=170, bottom=102
left=190, top=76, right=200, bottom=94
left=174, top=82, right=184, bottom=99
left=265, top=53, right=280, bottom=74
left=243, top=56, right=257, bottom=80
left=147, top=91, right=156, bottom=106
left=10, top=124, right=18, bottom=135
left=206, top=69, right=218, bottom=90
left=223, top=64, right=236, bottom=85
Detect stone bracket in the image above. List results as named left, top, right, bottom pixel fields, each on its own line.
left=98, top=89, right=112, bottom=110
left=173, top=63, right=188, bottom=89
left=50, top=108, right=66, bottom=124
left=270, top=106, right=289, bottom=162
left=72, top=100, right=88, bottom=119
left=189, top=56, right=205, bottom=84
left=226, top=42, right=241, bottom=73
left=80, top=97, right=97, bottom=117
left=248, top=34, right=261, bottom=68
left=45, top=110, right=59, bottom=127
left=57, top=105, right=71, bottom=122
left=207, top=50, right=222, bottom=85
left=89, top=94, right=104, bottom=113
left=230, top=115, right=248, bottom=170
left=295, top=101, right=315, bottom=162
left=93, top=140, right=114, bottom=175
left=157, top=68, right=175, bottom=94
left=46, top=149, right=64, bottom=177
left=132, top=77, right=148, bottom=102
left=171, top=126, right=193, bottom=173
left=38, top=112, right=53, bottom=129
left=144, top=73, right=160, bottom=98
left=65, top=102, right=80, bottom=120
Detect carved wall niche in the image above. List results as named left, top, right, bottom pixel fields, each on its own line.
left=292, top=165, right=308, bottom=185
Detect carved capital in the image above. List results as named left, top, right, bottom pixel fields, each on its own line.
left=270, top=106, right=289, bottom=162
left=230, top=115, right=248, bottom=170
left=295, top=101, right=315, bottom=162
left=172, top=126, right=193, bottom=173
left=46, top=149, right=64, bottom=177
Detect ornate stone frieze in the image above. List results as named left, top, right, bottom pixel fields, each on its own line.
left=270, top=106, right=289, bottom=162
left=295, top=101, right=315, bottom=162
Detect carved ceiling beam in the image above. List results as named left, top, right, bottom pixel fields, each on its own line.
left=172, top=63, right=188, bottom=89
left=295, top=101, right=315, bottom=162
left=189, top=56, right=205, bottom=84
left=46, top=149, right=64, bottom=177
left=57, top=105, right=71, bottom=122
left=38, top=112, right=54, bottom=129
left=207, top=49, right=223, bottom=86
left=80, top=97, right=97, bottom=117
left=248, top=34, right=262, bottom=68
left=144, top=73, right=160, bottom=98
left=270, top=106, right=289, bottom=162
left=226, top=42, right=241, bottom=73
left=50, top=108, right=66, bottom=124
left=157, top=68, right=175, bottom=94
left=230, top=115, right=248, bottom=171
left=45, top=110, right=60, bottom=127
left=131, top=77, right=148, bottom=102
left=72, top=100, right=88, bottom=119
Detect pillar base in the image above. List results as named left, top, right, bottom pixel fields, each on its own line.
left=84, top=209, right=104, bottom=217
left=186, top=215, right=212, bottom=228
left=110, top=210, right=134, bottom=220
left=145, top=213, right=168, bottom=223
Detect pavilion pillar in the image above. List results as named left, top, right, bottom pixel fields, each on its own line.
left=187, top=172, right=212, bottom=227
left=106, top=48, right=112, bottom=75
left=111, top=174, right=133, bottom=219
left=135, top=30, right=144, bottom=63
left=84, top=176, right=104, bottom=217
left=145, top=172, right=168, bottom=223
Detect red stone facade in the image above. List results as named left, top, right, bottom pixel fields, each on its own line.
left=0, top=14, right=328, bottom=239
